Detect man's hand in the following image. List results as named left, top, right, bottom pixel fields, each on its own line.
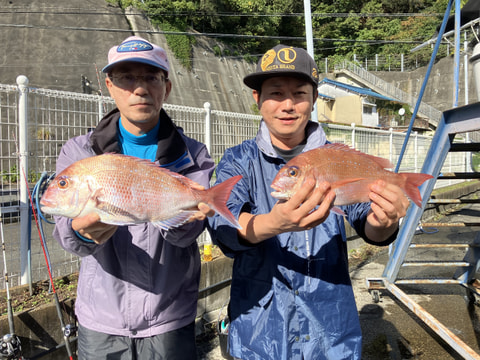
left=239, top=176, right=336, bottom=243
left=187, top=202, right=215, bottom=223
left=270, top=177, right=335, bottom=233
left=72, top=213, right=118, bottom=245
left=185, top=183, right=216, bottom=223
left=365, top=180, right=410, bottom=242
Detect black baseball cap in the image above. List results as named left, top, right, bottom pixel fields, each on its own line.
left=243, top=44, right=319, bottom=91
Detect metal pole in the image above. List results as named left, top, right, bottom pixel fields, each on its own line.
left=304, top=0, right=318, bottom=122
left=453, top=0, right=460, bottom=107
left=17, top=75, right=31, bottom=287
left=465, top=32, right=469, bottom=105
left=204, top=102, right=212, bottom=154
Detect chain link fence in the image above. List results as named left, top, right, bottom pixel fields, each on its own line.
left=0, top=79, right=473, bottom=289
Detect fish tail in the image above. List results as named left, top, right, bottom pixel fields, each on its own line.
left=205, top=175, right=243, bottom=229
left=400, top=173, right=434, bottom=207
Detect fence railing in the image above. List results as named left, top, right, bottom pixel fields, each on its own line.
left=0, top=77, right=473, bottom=290
left=335, top=60, right=443, bottom=126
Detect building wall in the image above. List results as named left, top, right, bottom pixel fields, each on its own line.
left=317, top=94, right=367, bottom=125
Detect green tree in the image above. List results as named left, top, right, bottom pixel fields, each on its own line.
left=108, top=0, right=450, bottom=72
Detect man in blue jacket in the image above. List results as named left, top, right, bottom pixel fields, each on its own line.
left=208, top=44, right=410, bottom=360
left=52, top=36, right=213, bottom=359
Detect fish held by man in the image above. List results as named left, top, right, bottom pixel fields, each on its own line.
left=40, top=153, right=242, bottom=230
left=271, top=143, right=433, bottom=209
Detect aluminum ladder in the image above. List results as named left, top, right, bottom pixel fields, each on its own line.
left=366, top=102, right=480, bottom=360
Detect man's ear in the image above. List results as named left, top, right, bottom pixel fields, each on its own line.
left=164, top=79, right=172, bottom=101
left=252, top=90, right=261, bottom=109
left=105, top=76, right=114, bottom=98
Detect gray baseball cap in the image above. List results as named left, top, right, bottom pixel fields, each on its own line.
left=243, top=44, right=319, bottom=90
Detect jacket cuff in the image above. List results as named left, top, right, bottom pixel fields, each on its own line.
left=74, top=230, right=95, bottom=244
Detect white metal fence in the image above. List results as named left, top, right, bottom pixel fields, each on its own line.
left=0, top=77, right=473, bottom=289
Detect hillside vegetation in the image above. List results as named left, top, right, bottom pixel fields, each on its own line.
left=107, top=0, right=468, bottom=70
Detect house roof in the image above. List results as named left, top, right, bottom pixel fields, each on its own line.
left=317, top=92, right=335, bottom=100
left=318, top=78, right=395, bottom=102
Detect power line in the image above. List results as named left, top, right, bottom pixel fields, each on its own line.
left=0, top=8, right=443, bottom=18
left=0, top=23, right=427, bottom=44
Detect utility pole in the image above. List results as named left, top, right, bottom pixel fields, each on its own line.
left=304, top=0, right=318, bottom=122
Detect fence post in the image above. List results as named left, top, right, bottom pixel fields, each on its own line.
left=204, top=102, right=212, bottom=154
left=98, top=98, right=104, bottom=122
left=202, top=102, right=213, bottom=255
left=466, top=133, right=471, bottom=172
left=389, top=127, right=394, bottom=166
left=17, top=75, right=31, bottom=288
left=351, top=123, right=356, bottom=149
left=414, top=131, right=418, bottom=173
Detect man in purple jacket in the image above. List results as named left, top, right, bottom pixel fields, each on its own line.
left=52, top=36, right=214, bottom=359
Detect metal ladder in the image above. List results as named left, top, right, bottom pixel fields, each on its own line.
left=366, top=101, right=480, bottom=360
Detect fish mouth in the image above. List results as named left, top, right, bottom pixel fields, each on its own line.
left=39, top=199, right=56, bottom=214
left=270, top=190, right=291, bottom=200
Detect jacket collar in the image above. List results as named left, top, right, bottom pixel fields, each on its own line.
left=255, top=120, right=327, bottom=159
left=90, top=108, right=194, bottom=172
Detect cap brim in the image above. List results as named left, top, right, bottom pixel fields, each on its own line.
left=243, top=71, right=317, bottom=90
left=102, top=58, right=169, bottom=73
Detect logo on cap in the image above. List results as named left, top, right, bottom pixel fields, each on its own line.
left=261, top=49, right=276, bottom=72
left=118, top=40, right=153, bottom=53
left=277, top=48, right=297, bottom=64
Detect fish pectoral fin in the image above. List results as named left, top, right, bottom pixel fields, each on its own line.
left=152, top=211, right=198, bottom=231
left=331, top=206, right=346, bottom=216
left=89, top=187, right=106, bottom=205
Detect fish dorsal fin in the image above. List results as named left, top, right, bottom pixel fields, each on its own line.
left=321, top=143, right=393, bottom=169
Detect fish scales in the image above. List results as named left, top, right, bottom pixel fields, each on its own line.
left=271, top=143, right=433, bottom=208
left=40, top=154, right=242, bottom=230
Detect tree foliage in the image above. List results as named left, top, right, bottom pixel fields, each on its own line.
left=110, top=0, right=456, bottom=70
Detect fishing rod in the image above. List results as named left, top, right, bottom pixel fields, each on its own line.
left=27, top=173, right=76, bottom=360
left=0, top=206, right=23, bottom=359
left=13, top=134, right=76, bottom=360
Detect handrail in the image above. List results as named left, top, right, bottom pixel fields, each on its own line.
left=335, top=60, right=442, bottom=127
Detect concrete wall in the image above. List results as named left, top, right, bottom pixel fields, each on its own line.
left=374, top=55, right=480, bottom=113
left=1, top=1, right=477, bottom=119
left=0, top=255, right=233, bottom=359
left=0, top=0, right=255, bottom=114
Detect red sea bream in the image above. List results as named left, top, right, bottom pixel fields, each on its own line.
left=40, top=153, right=242, bottom=230
left=271, top=143, right=433, bottom=208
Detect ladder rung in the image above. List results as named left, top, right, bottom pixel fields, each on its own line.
left=450, top=143, right=480, bottom=152
left=402, top=261, right=471, bottom=267
left=438, top=172, right=480, bottom=179
left=420, top=222, right=480, bottom=227
left=409, top=243, right=470, bottom=248
left=395, top=279, right=463, bottom=285
left=428, top=198, right=480, bottom=204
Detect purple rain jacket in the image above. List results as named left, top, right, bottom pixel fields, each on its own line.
left=208, top=120, right=396, bottom=360
left=52, top=108, right=214, bottom=338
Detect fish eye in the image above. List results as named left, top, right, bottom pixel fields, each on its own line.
left=287, top=166, right=299, bottom=177
left=58, top=177, right=69, bottom=189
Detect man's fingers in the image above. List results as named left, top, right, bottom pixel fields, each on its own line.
left=72, top=213, right=101, bottom=232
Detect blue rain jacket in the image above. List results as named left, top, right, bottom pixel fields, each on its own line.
left=208, top=120, right=391, bottom=360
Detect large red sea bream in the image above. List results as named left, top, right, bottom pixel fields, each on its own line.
left=40, top=153, right=242, bottom=230
left=271, top=143, right=433, bottom=208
